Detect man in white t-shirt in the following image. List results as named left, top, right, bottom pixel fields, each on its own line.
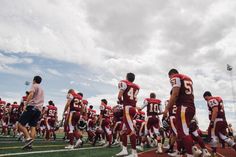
left=18, top=76, right=44, bottom=150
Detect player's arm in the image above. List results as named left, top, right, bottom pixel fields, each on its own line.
left=157, top=103, right=163, bottom=115
left=55, top=110, right=58, bottom=122
left=9, top=106, right=12, bottom=115
left=63, top=99, right=71, bottom=116
left=211, top=107, right=218, bottom=122
left=164, top=87, right=180, bottom=115
left=25, top=91, right=34, bottom=106
left=117, top=81, right=127, bottom=104
left=209, top=99, right=219, bottom=128
left=118, top=90, right=124, bottom=104
left=140, top=99, right=148, bottom=110
left=98, top=105, right=105, bottom=127
left=209, top=107, right=218, bottom=128
left=83, top=104, right=88, bottom=121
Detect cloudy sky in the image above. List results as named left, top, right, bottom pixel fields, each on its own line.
left=0, top=0, right=236, bottom=130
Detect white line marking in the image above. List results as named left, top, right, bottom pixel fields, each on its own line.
left=0, top=146, right=104, bottom=157
left=138, top=148, right=156, bottom=155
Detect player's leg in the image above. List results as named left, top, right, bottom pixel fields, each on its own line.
left=176, top=106, right=196, bottom=156
left=125, top=106, right=137, bottom=157
left=217, top=121, right=236, bottom=151
left=66, top=111, right=75, bottom=148
left=152, top=117, right=162, bottom=153
left=116, top=124, right=128, bottom=156
left=18, top=107, right=32, bottom=140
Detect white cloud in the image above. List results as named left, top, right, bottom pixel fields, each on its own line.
left=0, top=63, right=29, bottom=76
left=0, top=53, right=33, bottom=64
left=60, top=89, right=68, bottom=93
left=47, top=68, right=62, bottom=76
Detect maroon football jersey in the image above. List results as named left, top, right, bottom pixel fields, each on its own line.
left=87, top=108, right=96, bottom=119
left=11, top=104, right=19, bottom=116
left=88, top=119, right=96, bottom=130
left=68, top=93, right=83, bottom=112
left=169, top=104, right=177, bottom=117
left=100, top=104, right=111, bottom=119
left=143, top=98, right=161, bottom=116
left=118, top=80, right=140, bottom=107
left=170, top=74, right=194, bottom=107
left=0, top=101, right=6, bottom=118
left=207, top=96, right=226, bottom=120
left=46, top=105, right=57, bottom=118
left=83, top=100, right=88, bottom=106
left=113, top=105, right=123, bottom=121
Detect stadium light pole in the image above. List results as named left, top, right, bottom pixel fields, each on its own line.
left=227, top=64, right=236, bottom=112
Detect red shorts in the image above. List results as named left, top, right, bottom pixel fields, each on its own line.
left=176, top=105, right=195, bottom=138
left=71, top=111, right=80, bottom=126
left=46, top=117, right=56, bottom=130
left=208, top=119, right=228, bottom=138
left=122, top=106, right=136, bottom=135
left=147, top=115, right=160, bottom=130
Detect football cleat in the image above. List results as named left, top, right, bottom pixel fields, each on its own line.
left=74, top=139, right=83, bottom=148
left=202, top=149, right=211, bottom=157
left=22, top=138, right=33, bottom=150
left=65, top=144, right=74, bottom=149
left=116, top=149, right=128, bottom=156
left=111, top=140, right=120, bottom=147
left=136, top=145, right=144, bottom=151
left=156, top=143, right=163, bottom=154
left=192, top=146, right=202, bottom=157
left=168, top=151, right=182, bottom=157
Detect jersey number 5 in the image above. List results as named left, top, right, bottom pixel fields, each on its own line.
left=184, top=80, right=193, bottom=95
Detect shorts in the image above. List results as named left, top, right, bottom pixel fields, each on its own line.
left=19, top=106, right=41, bottom=127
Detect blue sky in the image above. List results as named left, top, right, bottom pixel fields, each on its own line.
left=0, top=51, right=117, bottom=115
left=1, top=0, right=236, bottom=131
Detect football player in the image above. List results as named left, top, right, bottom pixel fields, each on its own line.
left=9, top=102, right=20, bottom=137
left=164, top=69, right=199, bottom=157
left=140, top=92, right=163, bottom=153
left=63, top=89, right=84, bottom=149
left=45, top=100, right=58, bottom=141
left=203, top=91, right=236, bottom=156
left=99, top=99, right=112, bottom=147
left=116, top=73, right=140, bottom=157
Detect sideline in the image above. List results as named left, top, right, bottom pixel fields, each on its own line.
left=0, top=146, right=104, bottom=157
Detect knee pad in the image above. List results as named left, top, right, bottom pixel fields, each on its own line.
left=189, top=119, right=198, bottom=132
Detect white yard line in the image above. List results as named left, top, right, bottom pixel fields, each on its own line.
left=137, top=148, right=157, bottom=155
left=0, top=146, right=104, bottom=157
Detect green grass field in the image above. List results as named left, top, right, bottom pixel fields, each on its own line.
left=0, top=135, right=123, bottom=157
